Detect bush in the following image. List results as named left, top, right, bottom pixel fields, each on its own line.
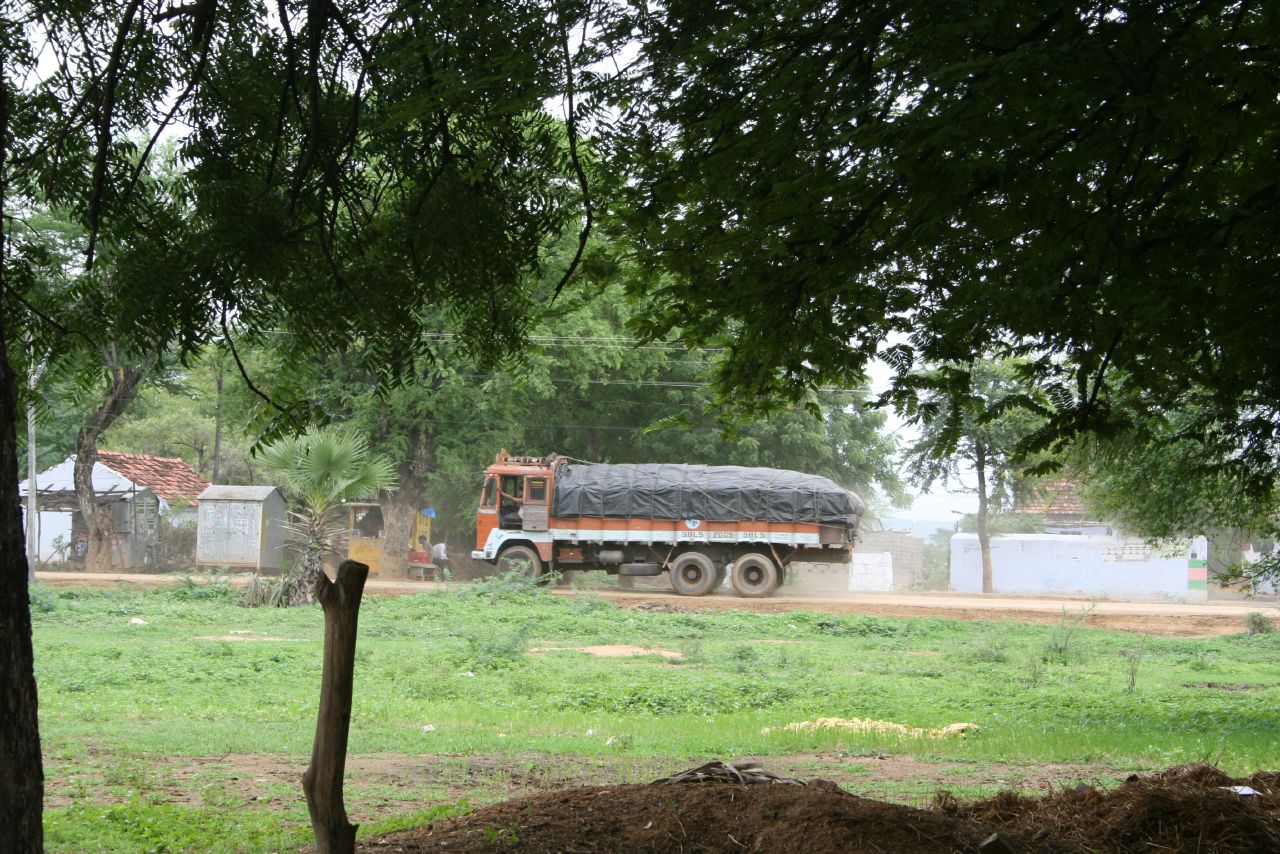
left=171, top=571, right=233, bottom=602
left=1244, top=611, right=1275, bottom=636
left=238, top=574, right=295, bottom=608
left=28, top=583, right=57, bottom=614
left=451, top=622, right=532, bottom=670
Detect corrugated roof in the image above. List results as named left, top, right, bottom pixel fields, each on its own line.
left=198, top=485, right=281, bottom=501
left=97, top=451, right=210, bottom=502
left=1017, top=478, right=1085, bottom=516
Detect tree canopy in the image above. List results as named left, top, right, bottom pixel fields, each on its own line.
left=611, top=0, right=1279, bottom=492
left=3, top=0, right=1279, bottom=847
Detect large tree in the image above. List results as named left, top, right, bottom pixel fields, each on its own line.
left=1, top=0, right=610, bottom=843
left=610, top=0, right=1279, bottom=493
left=902, top=360, right=1049, bottom=593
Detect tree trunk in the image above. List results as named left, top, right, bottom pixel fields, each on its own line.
left=974, top=441, right=993, bottom=594
left=303, top=560, right=369, bottom=854
left=73, top=366, right=144, bottom=572
left=0, top=58, right=47, bottom=839
left=379, top=426, right=434, bottom=579
left=290, top=538, right=326, bottom=607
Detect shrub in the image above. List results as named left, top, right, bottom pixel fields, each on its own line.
left=238, top=574, right=294, bottom=608
left=1244, top=611, right=1275, bottom=636
left=172, top=571, right=233, bottom=602
left=28, top=583, right=57, bottom=614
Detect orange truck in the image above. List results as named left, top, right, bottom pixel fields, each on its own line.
left=471, top=451, right=864, bottom=597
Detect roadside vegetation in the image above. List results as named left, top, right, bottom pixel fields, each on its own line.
left=34, top=581, right=1280, bottom=851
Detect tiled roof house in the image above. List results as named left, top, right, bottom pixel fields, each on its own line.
left=1016, top=478, right=1085, bottom=518
left=96, top=451, right=210, bottom=505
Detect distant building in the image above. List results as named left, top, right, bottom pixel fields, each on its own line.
left=19, top=451, right=210, bottom=567
left=1014, top=477, right=1109, bottom=536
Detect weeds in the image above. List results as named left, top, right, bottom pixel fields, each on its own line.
left=172, top=571, right=233, bottom=602
left=968, top=633, right=1008, bottom=664
left=1043, top=602, right=1096, bottom=661
left=454, top=622, right=532, bottom=670
left=1244, top=612, right=1275, bottom=635
left=1125, top=643, right=1146, bottom=694
left=237, top=573, right=299, bottom=608
left=28, top=583, right=57, bottom=613
left=471, top=570, right=551, bottom=604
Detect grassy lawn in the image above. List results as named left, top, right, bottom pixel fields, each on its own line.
left=32, top=576, right=1280, bottom=852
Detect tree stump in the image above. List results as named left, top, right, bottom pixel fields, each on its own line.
left=302, top=560, right=369, bottom=854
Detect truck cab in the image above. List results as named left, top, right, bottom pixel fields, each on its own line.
left=473, top=451, right=556, bottom=570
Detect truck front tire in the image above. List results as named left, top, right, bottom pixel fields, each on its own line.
left=497, top=544, right=544, bottom=581
left=731, top=552, right=780, bottom=598
left=669, top=551, right=718, bottom=596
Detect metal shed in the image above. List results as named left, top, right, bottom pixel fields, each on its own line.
left=196, top=485, right=288, bottom=571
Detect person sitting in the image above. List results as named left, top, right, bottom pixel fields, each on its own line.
left=500, top=497, right=523, bottom=530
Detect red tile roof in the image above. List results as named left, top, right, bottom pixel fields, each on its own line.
left=97, top=451, right=210, bottom=503
left=1017, top=478, right=1085, bottom=516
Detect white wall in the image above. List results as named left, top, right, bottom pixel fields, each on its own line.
left=950, top=533, right=1190, bottom=602
left=21, top=508, right=72, bottom=563
left=849, top=552, right=894, bottom=592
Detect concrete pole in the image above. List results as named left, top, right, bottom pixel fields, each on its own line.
left=1186, top=535, right=1209, bottom=603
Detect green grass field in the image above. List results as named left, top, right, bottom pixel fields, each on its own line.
left=31, top=576, right=1280, bottom=852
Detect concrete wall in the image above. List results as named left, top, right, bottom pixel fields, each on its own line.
left=857, top=531, right=925, bottom=591
left=783, top=530, right=927, bottom=593
left=950, top=533, right=1191, bottom=601
left=850, top=551, right=893, bottom=591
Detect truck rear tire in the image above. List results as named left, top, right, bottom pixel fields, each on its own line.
left=731, top=552, right=780, bottom=598
left=498, top=545, right=543, bottom=581
left=669, top=551, right=717, bottom=596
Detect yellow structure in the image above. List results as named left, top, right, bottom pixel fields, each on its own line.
left=345, top=502, right=434, bottom=577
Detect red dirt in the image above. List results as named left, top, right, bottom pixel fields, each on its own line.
left=358, top=764, right=1280, bottom=853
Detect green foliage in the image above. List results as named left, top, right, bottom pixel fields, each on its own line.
left=1244, top=612, right=1275, bottom=636
left=920, top=529, right=954, bottom=591
left=27, top=584, right=57, bottom=614
left=451, top=623, right=533, bottom=671
left=258, top=427, right=398, bottom=515
left=236, top=574, right=296, bottom=609
left=170, top=572, right=233, bottom=603
left=903, top=360, right=1049, bottom=509
left=469, top=570, right=547, bottom=603
left=1074, top=403, right=1280, bottom=541
left=612, top=1, right=1280, bottom=494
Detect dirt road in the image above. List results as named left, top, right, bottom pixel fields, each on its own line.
left=35, top=571, right=1272, bottom=637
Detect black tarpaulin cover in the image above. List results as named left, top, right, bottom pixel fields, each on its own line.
left=551, top=463, right=865, bottom=526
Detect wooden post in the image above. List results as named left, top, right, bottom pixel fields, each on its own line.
left=303, top=559, right=369, bottom=854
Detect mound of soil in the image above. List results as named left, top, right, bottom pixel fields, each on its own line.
left=939, top=764, right=1280, bottom=853
left=358, top=764, right=1280, bottom=853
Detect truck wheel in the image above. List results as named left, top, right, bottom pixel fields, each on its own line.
left=731, top=553, right=780, bottom=598
left=669, top=551, right=718, bottom=596
left=498, top=545, right=543, bottom=581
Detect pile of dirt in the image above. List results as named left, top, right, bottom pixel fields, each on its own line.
left=357, top=763, right=1279, bottom=853
left=938, top=764, right=1280, bottom=853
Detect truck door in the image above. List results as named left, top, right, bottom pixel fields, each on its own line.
left=476, top=476, right=498, bottom=550
left=522, top=475, right=549, bottom=531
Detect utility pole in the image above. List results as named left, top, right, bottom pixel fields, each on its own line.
left=24, top=332, right=45, bottom=582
